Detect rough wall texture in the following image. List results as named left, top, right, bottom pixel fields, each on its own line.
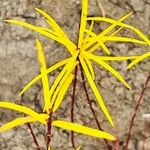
left=0, top=0, right=150, bottom=150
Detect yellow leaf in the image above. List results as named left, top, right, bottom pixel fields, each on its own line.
left=53, top=74, right=74, bottom=112
left=49, top=55, right=78, bottom=108
left=83, top=51, right=138, bottom=61
left=0, top=113, right=48, bottom=133
left=85, top=12, right=132, bottom=51
left=84, top=29, right=111, bottom=54
left=84, top=20, right=94, bottom=41
left=0, top=102, right=36, bottom=116
left=87, top=16, right=150, bottom=46
left=103, top=36, right=147, bottom=45
left=0, top=102, right=48, bottom=123
left=109, top=26, right=123, bottom=37
left=5, top=20, right=76, bottom=55
left=35, top=8, right=77, bottom=53
left=76, top=146, right=81, bottom=150
left=0, top=117, right=37, bottom=132
left=85, top=58, right=95, bottom=80
left=98, top=56, right=138, bottom=61
left=85, top=29, right=146, bottom=53
left=85, top=52, right=131, bottom=89
left=35, top=8, right=69, bottom=39
left=127, top=52, right=150, bottom=69
left=100, top=12, right=132, bottom=37
left=48, top=146, right=51, bottom=150
left=51, top=61, right=79, bottom=107
left=78, top=0, right=88, bottom=48
left=36, top=39, right=50, bottom=112
left=52, top=120, right=116, bottom=140
left=19, top=58, right=70, bottom=96
left=79, top=56, right=114, bottom=127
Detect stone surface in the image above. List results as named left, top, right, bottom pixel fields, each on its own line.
left=0, top=0, right=150, bottom=149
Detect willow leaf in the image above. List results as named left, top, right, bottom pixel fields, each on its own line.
left=53, top=74, right=74, bottom=112
left=85, top=52, right=131, bottom=89
left=85, top=58, right=95, bottom=80
left=49, top=55, right=78, bottom=107
left=5, top=20, right=76, bottom=55
left=84, top=29, right=110, bottom=54
left=79, top=56, right=114, bottom=127
left=35, top=8, right=71, bottom=40
left=103, top=36, right=147, bottom=45
left=87, top=17, right=150, bottom=46
left=51, top=61, right=78, bottom=107
left=0, top=102, right=48, bottom=122
left=52, top=120, right=116, bottom=140
left=36, top=39, right=50, bottom=112
left=0, top=117, right=37, bottom=132
left=127, top=52, right=150, bottom=69
left=76, top=146, right=81, bottom=150
left=19, top=58, right=70, bottom=96
left=85, top=12, right=132, bottom=51
left=78, top=0, right=88, bottom=48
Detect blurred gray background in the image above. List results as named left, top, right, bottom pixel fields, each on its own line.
left=0, top=0, right=150, bottom=149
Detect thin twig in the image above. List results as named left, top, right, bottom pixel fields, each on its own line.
left=125, top=73, right=150, bottom=150
left=18, top=101, right=40, bottom=150
left=96, top=0, right=106, bottom=17
left=46, top=110, right=53, bottom=150
left=71, top=66, right=78, bottom=149
left=26, top=123, right=41, bottom=150
left=79, top=64, right=112, bottom=150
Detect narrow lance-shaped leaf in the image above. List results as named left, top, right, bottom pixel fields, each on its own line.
left=98, top=56, right=138, bottom=61
left=76, top=146, right=81, bottom=150
left=84, top=29, right=146, bottom=55
left=85, top=52, right=131, bottom=89
left=127, top=52, right=150, bottom=69
left=85, top=29, right=147, bottom=45
left=19, top=58, right=70, bottom=96
left=0, top=117, right=37, bottom=132
left=109, top=26, right=123, bottom=37
left=79, top=56, right=114, bottom=127
left=35, top=8, right=72, bottom=40
left=86, top=27, right=124, bottom=53
left=85, top=58, right=95, bottom=80
left=5, top=20, right=76, bottom=55
left=84, top=12, right=132, bottom=50
left=53, top=74, right=74, bottom=112
left=52, top=120, right=116, bottom=140
left=35, top=8, right=77, bottom=52
left=0, top=113, right=48, bottom=133
left=48, top=146, right=51, bottom=150
left=51, top=61, right=79, bottom=107
left=78, top=0, right=88, bottom=48
left=0, top=102, right=38, bottom=117
left=84, top=29, right=111, bottom=54
left=87, top=16, right=150, bottom=46
left=0, top=102, right=48, bottom=124
left=36, top=39, right=50, bottom=112
left=83, top=50, right=138, bottom=61
left=49, top=54, right=78, bottom=108
left=102, top=36, right=147, bottom=45
left=84, top=20, right=94, bottom=41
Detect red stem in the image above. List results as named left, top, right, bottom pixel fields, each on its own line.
left=125, top=73, right=150, bottom=150
left=26, top=123, right=41, bottom=150
left=71, top=66, right=78, bottom=149
left=46, top=110, right=53, bottom=150
left=79, top=64, right=112, bottom=150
